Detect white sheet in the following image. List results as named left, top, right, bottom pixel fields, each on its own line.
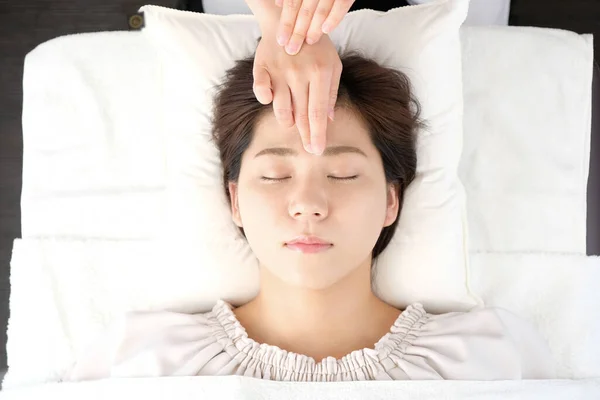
left=3, top=239, right=600, bottom=389
left=1, top=376, right=599, bottom=400
left=468, top=251, right=600, bottom=379
left=19, top=27, right=593, bottom=254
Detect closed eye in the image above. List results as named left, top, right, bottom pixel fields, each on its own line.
left=260, top=175, right=359, bottom=182
left=329, top=175, right=359, bottom=181
left=260, top=176, right=290, bottom=182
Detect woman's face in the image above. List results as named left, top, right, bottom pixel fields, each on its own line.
left=228, top=108, right=399, bottom=290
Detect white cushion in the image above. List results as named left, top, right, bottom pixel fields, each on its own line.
left=139, top=0, right=480, bottom=313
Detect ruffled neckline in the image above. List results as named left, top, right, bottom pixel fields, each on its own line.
left=207, top=299, right=429, bottom=375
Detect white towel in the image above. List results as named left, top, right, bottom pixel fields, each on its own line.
left=459, top=27, right=593, bottom=254
left=1, top=376, right=599, bottom=400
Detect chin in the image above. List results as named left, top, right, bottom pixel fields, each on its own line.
left=284, top=266, right=354, bottom=291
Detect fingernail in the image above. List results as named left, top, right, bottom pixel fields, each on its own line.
left=322, top=22, right=332, bottom=34
left=304, top=143, right=313, bottom=153
left=306, top=37, right=315, bottom=45
left=328, top=109, right=335, bottom=121
left=286, top=43, right=299, bottom=55
left=312, top=143, right=324, bottom=155
left=277, top=34, right=287, bottom=46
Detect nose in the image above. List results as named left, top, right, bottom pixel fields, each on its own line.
left=288, top=180, right=329, bottom=221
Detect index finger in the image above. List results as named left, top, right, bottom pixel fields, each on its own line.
left=277, top=0, right=302, bottom=46
left=321, top=0, right=355, bottom=34
left=308, top=70, right=332, bottom=155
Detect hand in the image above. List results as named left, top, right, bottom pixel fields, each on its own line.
left=253, top=31, right=342, bottom=155
left=275, top=0, right=354, bottom=55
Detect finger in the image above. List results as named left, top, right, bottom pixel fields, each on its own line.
left=289, top=81, right=311, bottom=153
left=306, top=0, right=334, bottom=45
left=275, top=0, right=283, bottom=6
left=284, top=0, right=319, bottom=55
left=277, top=0, right=301, bottom=46
left=308, top=69, right=332, bottom=156
left=328, top=61, right=342, bottom=121
left=272, top=80, right=295, bottom=128
left=322, top=0, right=355, bottom=34
left=252, top=65, right=273, bottom=105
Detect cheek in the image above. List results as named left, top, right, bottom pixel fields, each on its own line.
left=237, top=182, right=283, bottom=225
left=338, top=186, right=388, bottom=225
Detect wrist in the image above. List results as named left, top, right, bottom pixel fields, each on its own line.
left=245, top=0, right=281, bottom=31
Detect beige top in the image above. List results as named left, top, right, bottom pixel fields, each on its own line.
left=64, top=300, right=556, bottom=382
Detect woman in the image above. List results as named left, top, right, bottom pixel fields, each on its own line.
left=63, top=47, right=556, bottom=381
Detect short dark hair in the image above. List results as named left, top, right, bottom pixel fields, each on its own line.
left=211, top=53, right=422, bottom=259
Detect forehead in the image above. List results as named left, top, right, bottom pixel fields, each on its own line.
left=251, top=108, right=372, bottom=150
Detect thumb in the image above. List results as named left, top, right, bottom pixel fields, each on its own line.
left=253, top=65, right=274, bottom=105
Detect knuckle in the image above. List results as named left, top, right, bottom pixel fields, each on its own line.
left=288, top=63, right=304, bottom=75
left=276, top=114, right=295, bottom=127
left=254, top=85, right=270, bottom=97
left=298, top=6, right=313, bottom=18
left=309, top=62, right=325, bottom=73
left=311, top=63, right=331, bottom=78
left=281, top=21, right=294, bottom=31
left=315, top=6, right=329, bottom=17
left=285, top=0, right=300, bottom=9
left=291, top=31, right=306, bottom=42
left=253, top=77, right=269, bottom=86
left=309, top=109, right=327, bottom=121
left=274, top=106, right=293, bottom=116
left=295, top=112, right=310, bottom=124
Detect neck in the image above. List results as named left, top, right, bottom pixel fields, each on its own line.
left=233, top=258, right=401, bottom=362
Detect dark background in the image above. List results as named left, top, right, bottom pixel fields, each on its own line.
left=0, top=0, right=598, bottom=379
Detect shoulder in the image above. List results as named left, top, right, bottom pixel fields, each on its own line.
left=420, top=305, right=547, bottom=351
left=413, top=305, right=556, bottom=379
left=65, top=305, right=228, bottom=381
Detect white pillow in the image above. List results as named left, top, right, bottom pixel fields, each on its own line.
left=139, top=0, right=482, bottom=313
left=20, top=31, right=166, bottom=240
left=19, top=24, right=592, bottom=256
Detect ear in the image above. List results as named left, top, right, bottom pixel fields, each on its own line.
left=383, top=183, right=400, bottom=228
left=228, top=182, right=243, bottom=228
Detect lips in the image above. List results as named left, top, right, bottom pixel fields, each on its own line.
left=285, top=236, right=333, bottom=254
left=286, top=236, right=331, bottom=246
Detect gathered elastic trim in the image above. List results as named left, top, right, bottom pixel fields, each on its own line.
left=207, top=300, right=429, bottom=376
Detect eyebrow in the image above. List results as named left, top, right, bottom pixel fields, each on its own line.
left=253, top=145, right=368, bottom=159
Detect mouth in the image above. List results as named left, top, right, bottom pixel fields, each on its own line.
left=285, top=243, right=333, bottom=254
left=285, top=236, right=333, bottom=254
